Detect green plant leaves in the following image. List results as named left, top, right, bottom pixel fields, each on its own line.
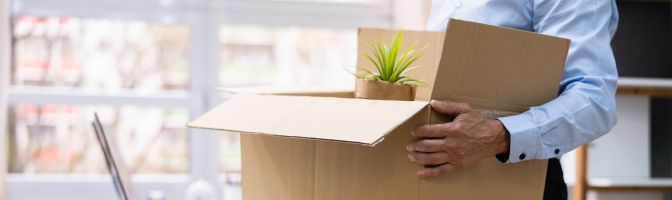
left=356, top=31, right=426, bottom=85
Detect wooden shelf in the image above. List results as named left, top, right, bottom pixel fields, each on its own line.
left=574, top=144, right=672, bottom=200
left=617, top=77, right=672, bottom=96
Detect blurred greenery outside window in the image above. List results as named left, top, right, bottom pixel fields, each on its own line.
left=264, top=0, right=383, bottom=3
left=9, top=16, right=363, bottom=176
left=218, top=25, right=357, bottom=88
left=8, top=104, right=189, bottom=174
left=217, top=26, right=358, bottom=173
left=9, top=15, right=190, bottom=174
left=12, top=15, right=190, bottom=91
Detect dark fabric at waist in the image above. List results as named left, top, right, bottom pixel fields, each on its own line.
left=543, top=158, right=568, bottom=200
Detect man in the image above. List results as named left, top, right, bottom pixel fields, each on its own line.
left=406, top=1, right=619, bottom=200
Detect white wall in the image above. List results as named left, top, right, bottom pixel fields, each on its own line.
left=591, top=95, right=650, bottom=178
left=563, top=95, right=664, bottom=200
left=393, top=0, right=432, bottom=30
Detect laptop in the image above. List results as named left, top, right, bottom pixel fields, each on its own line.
left=92, top=113, right=136, bottom=200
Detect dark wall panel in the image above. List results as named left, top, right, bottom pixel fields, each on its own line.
left=613, top=1, right=672, bottom=193
left=651, top=98, right=672, bottom=178
left=612, top=1, right=672, bottom=78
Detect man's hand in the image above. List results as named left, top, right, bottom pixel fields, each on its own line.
left=407, top=100, right=510, bottom=178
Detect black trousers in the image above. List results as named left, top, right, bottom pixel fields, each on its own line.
left=543, top=158, right=568, bottom=200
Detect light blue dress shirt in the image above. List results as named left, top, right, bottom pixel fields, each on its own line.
left=427, top=0, right=619, bottom=163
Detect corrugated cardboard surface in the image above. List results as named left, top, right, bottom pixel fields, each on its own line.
left=418, top=19, right=567, bottom=199
left=241, top=134, right=316, bottom=200
left=218, top=86, right=354, bottom=98
left=313, top=109, right=428, bottom=200
left=241, top=107, right=429, bottom=200
left=190, top=19, right=570, bottom=200
left=189, top=94, right=428, bottom=145
left=432, top=20, right=569, bottom=114
left=419, top=159, right=548, bottom=200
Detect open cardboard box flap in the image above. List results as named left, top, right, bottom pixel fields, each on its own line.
left=188, top=19, right=571, bottom=200
left=188, top=94, right=428, bottom=146
left=217, top=86, right=355, bottom=98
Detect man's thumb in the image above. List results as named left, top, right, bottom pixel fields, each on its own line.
left=430, top=100, right=472, bottom=116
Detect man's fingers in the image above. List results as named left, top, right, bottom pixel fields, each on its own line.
left=408, top=152, right=450, bottom=165
left=430, top=100, right=472, bottom=116
left=417, top=163, right=457, bottom=178
left=407, top=139, right=444, bottom=153
left=413, top=123, right=454, bottom=138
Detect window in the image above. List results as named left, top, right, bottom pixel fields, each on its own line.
left=9, top=104, right=188, bottom=174
left=264, top=0, right=383, bottom=3
left=12, top=16, right=190, bottom=91
left=216, top=26, right=358, bottom=182
left=219, top=25, right=357, bottom=88
left=5, top=0, right=394, bottom=199
left=9, top=16, right=191, bottom=176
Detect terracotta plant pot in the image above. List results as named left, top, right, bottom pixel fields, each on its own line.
left=354, top=79, right=416, bottom=101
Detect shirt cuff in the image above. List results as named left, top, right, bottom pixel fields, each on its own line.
left=496, top=113, right=540, bottom=164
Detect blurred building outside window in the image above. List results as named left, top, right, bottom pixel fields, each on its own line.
left=265, top=0, right=383, bottom=3
left=218, top=26, right=358, bottom=175
left=9, top=16, right=190, bottom=174
left=9, top=16, right=361, bottom=176
left=9, top=104, right=188, bottom=174
left=218, top=25, right=356, bottom=88
left=5, top=0, right=394, bottom=199
left=12, top=16, right=190, bottom=92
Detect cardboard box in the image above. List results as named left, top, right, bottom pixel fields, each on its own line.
left=189, top=19, right=570, bottom=200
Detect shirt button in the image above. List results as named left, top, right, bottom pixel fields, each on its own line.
left=455, top=1, right=463, bottom=9
left=519, top=153, right=526, bottom=160
left=554, top=149, right=560, bottom=155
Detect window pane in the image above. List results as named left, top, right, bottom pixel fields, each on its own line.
left=12, top=16, right=190, bottom=91
left=219, top=25, right=356, bottom=88
left=263, top=0, right=384, bottom=4
left=220, top=132, right=240, bottom=175
left=8, top=104, right=189, bottom=174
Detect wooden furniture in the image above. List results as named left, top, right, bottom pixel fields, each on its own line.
left=573, top=77, right=672, bottom=200
left=617, top=77, right=672, bottom=96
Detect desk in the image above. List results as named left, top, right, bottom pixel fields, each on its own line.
left=573, top=77, right=672, bottom=200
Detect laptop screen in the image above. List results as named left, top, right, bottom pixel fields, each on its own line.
left=92, top=113, right=134, bottom=200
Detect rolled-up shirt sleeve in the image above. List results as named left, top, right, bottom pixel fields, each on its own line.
left=497, top=0, right=620, bottom=163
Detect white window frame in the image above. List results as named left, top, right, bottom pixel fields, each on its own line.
left=1, top=0, right=10, bottom=199
left=4, top=0, right=393, bottom=199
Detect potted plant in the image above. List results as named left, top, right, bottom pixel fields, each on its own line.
left=353, top=31, right=426, bottom=101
